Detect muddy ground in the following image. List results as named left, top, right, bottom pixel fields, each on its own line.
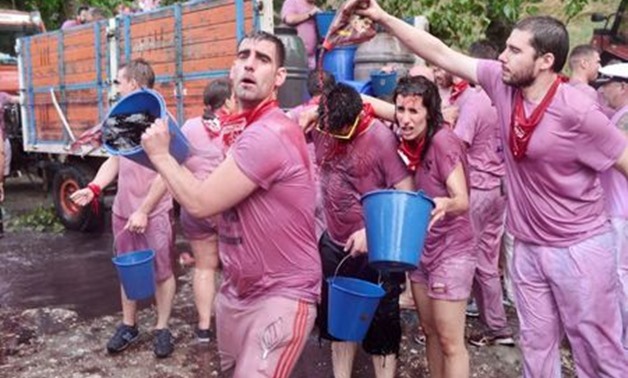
left=0, top=178, right=577, bottom=377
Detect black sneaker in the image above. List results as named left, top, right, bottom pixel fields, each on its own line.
left=106, top=324, right=139, bottom=354
left=195, top=328, right=212, bottom=343
left=153, top=329, right=174, bottom=358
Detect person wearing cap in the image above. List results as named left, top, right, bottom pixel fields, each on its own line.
left=596, top=62, right=628, bottom=348
left=356, top=1, right=628, bottom=376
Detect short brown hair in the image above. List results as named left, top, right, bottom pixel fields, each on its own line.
left=120, top=58, right=155, bottom=89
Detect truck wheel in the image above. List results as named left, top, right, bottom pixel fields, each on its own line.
left=52, top=165, right=104, bottom=232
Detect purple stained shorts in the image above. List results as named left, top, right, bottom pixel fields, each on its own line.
left=180, top=208, right=217, bottom=241
left=409, top=253, right=476, bottom=301
left=112, top=211, right=174, bottom=282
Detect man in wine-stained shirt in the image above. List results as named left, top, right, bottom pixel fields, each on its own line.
left=140, top=31, right=321, bottom=378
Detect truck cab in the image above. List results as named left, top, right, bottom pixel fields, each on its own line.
left=0, top=10, right=43, bottom=93
left=591, top=0, right=628, bottom=63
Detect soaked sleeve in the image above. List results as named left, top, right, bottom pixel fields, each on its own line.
left=376, top=124, right=410, bottom=187
left=232, top=123, right=287, bottom=190
left=576, top=104, right=628, bottom=171
left=434, top=130, right=466, bottom=183
left=476, top=60, right=513, bottom=113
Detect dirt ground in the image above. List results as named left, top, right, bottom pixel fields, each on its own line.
left=0, top=178, right=577, bottom=378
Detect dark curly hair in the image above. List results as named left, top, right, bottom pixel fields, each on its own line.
left=318, top=83, right=363, bottom=135
left=393, top=75, right=443, bottom=160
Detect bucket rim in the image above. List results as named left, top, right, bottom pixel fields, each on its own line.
left=112, top=249, right=155, bottom=267
left=360, top=189, right=435, bottom=207
left=103, top=89, right=174, bottom=156
left=327, top=277, right=385, bottom=298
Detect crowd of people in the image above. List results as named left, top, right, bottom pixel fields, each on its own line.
left=56, top=0, right=627, bottom=377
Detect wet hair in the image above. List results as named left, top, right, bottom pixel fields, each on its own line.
left=568, top=44, right=599, bottom=70
left=238, top=31, right=286, bottom=68
left=469, top=40, right=499, bottom=60
left=393, top=75, right=443, bottom=160
left=307, top=70, right=336, bottom=97
left=119, top=58, right=155, bottom=89
left=318, top=83, right=362, bottom=134
left=202, top=78, right=232, bottom=119
left=514, top=16, right=569, bottom=73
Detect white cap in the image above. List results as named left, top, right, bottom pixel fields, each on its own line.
left=594, top=62, right=628, bottom=87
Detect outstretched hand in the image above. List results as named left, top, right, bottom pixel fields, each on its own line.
left=70, top=187, right=95, bottom=207
left=353, top=0, right=387, bottom=23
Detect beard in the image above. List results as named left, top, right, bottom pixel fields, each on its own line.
left=502, top=65, right=536, bottom=88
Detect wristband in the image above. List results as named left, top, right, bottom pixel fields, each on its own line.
left=86, top=183, right=102, bottom=214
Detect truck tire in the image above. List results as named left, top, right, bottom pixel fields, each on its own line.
left=52, top=165, right=104, bottom=232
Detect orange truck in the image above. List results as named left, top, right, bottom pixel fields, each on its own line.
left=9, top=0, right=279, bottom=231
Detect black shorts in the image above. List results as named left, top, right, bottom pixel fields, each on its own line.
left=316, top=231, right=405, bottom=356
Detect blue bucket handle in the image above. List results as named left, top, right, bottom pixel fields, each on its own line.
left=331, top=252, right=383, bottom=286
left=113, top=227, right=149, bottom=256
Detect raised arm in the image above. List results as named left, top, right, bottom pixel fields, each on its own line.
left=141, top=118, right=258, bottom=218
left=356, top=0, right=479, bottom=83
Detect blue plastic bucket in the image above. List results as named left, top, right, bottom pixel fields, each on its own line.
left=112, top=249, right=156, bottom=300
left=315, top=11, right=336, bottom=39
left=370, top=71, right=397, bottom=97
left=327, top=276, right=385, bottom=341
left=323, top=46, right=357, bottom=81
left=361, top=190, right=435, bottom=271
left=103, top=88, right=189, bottom=170
left=339, top=79, right=374, bottom=96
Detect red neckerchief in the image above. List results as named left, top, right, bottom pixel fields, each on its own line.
left=449, top=80, right=469, bottom=104
left=202, top=108, right=230, bottom=139
left=510, top=76, right=561, bottom=160
left=324, top=103, right=376, bottom=159
left=398, top=134, right=426, bottom=172
left=221, top=99, right=279, bottom=148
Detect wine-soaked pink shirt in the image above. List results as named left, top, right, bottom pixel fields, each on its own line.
left=599, top=105, right=628, bottom=219
left=454, top=87, right=505, bottom=190
left=414, top=128, right=474, bottom=267
left=311, top=121, right=410, bottom=244
left=286, top=104, right=327, bottom=240
left=219, top=108, right=321, bottom=303
left=477, top=60, right=628, bottom=246
left=112, top=157, right=173, bottom=218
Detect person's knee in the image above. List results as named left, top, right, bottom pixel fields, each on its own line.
left=436, top=331, right=466, bottom=356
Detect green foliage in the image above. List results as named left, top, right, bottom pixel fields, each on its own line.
left=7, top=206, right=65, bottom=233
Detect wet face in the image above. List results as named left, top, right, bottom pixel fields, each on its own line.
left=433, top=66, right=452, bottom=89
left=230, top=38, right=286, bottom=110
left=115, top=68, right=137, bottom=97
left=498, top=29, right=543, bottom=88
left=395, top=95, right=428, bottom=142
left=601, top=81, right=627, bottom=110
